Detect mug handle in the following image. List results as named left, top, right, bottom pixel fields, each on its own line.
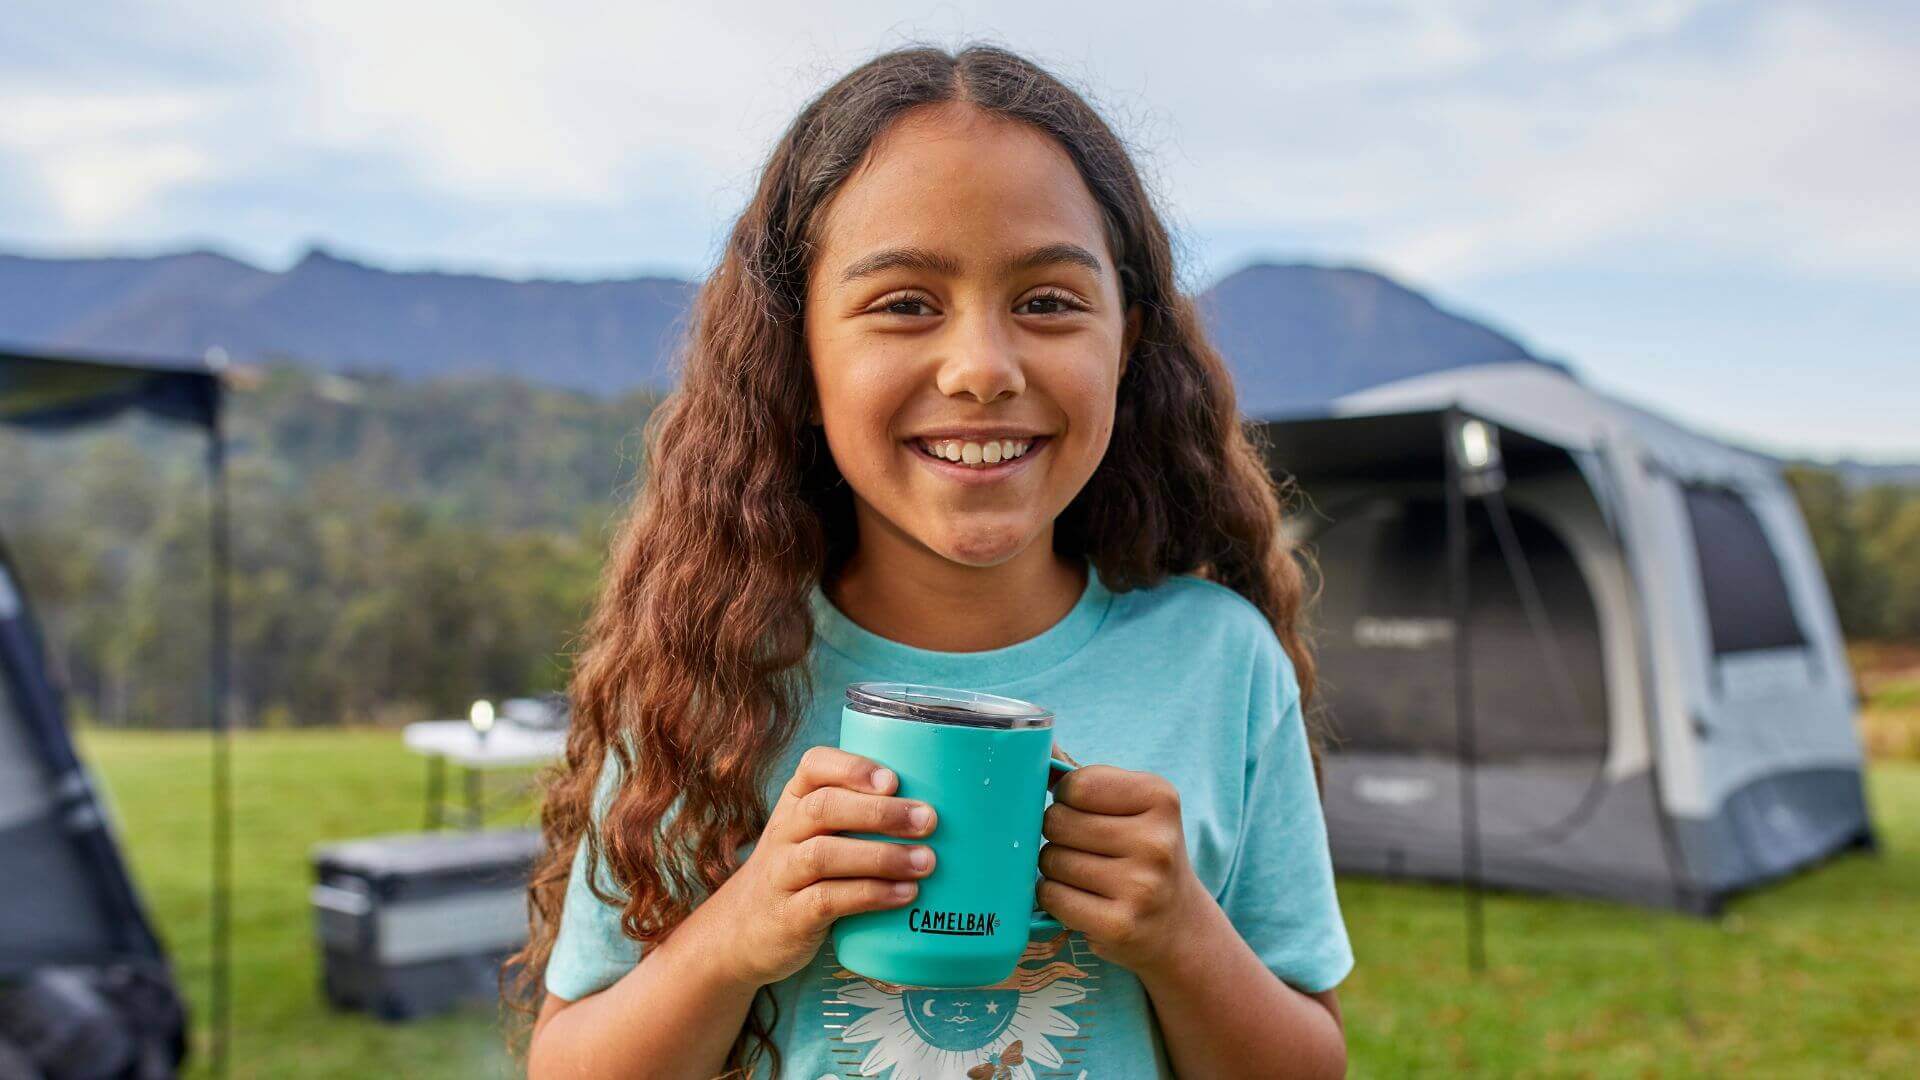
left=1030, top=751, right=1083, bottom=932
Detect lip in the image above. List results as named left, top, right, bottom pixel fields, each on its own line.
left=907, top=427, right=1051, bottom=441
left=905, top=435, right=1049, bottom=486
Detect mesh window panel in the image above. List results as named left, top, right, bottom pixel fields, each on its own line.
left=1680, top=485, right=1806, bottom=655
left=1310, top=498, right=1610, bottom=760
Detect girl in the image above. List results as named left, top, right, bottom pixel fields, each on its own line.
left=512, top=43, right=1353, bottom=1080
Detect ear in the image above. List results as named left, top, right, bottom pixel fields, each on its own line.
left=1120, top=303, right=1144, bottom=379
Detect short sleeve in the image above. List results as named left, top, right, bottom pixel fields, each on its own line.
left=544, top=747, right=646, bottom=1001
left=1213, top=637, right=1355, bottom=994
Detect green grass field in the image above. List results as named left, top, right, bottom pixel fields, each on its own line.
left=77, top=729, right=1918, bottom=1078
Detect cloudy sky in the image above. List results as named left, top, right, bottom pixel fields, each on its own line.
left=3, top=0, right=1914, bottom=460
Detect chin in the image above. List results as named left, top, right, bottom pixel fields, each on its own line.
left=928, top=526, right=1034, bottom=568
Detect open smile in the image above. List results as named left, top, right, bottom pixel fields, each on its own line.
left=905, top=435, right=1050, bottom=485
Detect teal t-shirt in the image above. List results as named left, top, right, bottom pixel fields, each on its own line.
left=545, top=558, right=1354, bottom=1079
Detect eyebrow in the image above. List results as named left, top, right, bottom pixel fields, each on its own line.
left=835, top=242, right=1105, bottom=287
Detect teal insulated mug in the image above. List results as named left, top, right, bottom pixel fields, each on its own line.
left=831, top=682, right=1078, bottom=989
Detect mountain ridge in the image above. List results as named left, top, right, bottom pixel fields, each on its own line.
left=0, top=245, right=1546, bottom=408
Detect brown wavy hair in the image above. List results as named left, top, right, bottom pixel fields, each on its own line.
left=504, top=41, right=1320, bottom=1077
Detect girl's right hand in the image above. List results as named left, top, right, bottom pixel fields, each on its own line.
left=697, top=746, right=938, bottom=989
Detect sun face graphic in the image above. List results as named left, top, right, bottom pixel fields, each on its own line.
left=827, top=930, right=1093, bottom=1080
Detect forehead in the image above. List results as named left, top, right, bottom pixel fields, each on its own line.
left=810, top=104, right=1112, bottom=280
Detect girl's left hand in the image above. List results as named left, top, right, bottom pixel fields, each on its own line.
left=1035, top=764, right=1210, bottom=976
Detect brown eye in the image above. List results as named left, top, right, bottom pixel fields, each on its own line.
left=875, top=291, right=935, bottom=317
left=1020, top=289, right=1088, bottom=316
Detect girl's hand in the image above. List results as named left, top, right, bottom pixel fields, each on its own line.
left=1035, top=765, right=1209, bottom=977
left=698, top=746, right=939, bottom=989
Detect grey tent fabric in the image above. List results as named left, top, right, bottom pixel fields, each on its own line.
left=2, top=352, right=201, bottom=1075
left=1312, top=497, right=1611, bottom=760
left=1256, top=365, right=1875, bottom=913
left=0, top=351, right=211, bottom=971
left=0, top=546, right=169, bottom=971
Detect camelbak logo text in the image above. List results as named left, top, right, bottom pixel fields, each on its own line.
left=907, top=907, right=1000, bottom=936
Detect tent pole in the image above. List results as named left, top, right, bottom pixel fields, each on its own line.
left=1445, top=410, right=1486, bottom=974
left=207, top=390, right=233, bottom=1078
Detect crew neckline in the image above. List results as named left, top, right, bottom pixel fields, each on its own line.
left=808, top=557, right=1114, bottom=687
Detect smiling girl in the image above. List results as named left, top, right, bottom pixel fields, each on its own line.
left=512, top=43, right=1352, bottom=1080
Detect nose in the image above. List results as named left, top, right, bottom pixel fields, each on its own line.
left=934, top=306, right=1026, bottom=405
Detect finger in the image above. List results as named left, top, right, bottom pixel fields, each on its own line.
left=1041, top=802, right=1136, bottom=857
left=790, top=878, right=919, bottom=931
left=1035, top=877, right=1111, bottom=937
left=1036, top=842, right=1123, bottom=899
left=781, top=834, right=936, bottom=890
left=1052, top=765, right=1175, bottom=817
left=780, top=745, right=898, bottom=805
left=783, top=785, right=936, bottom=843
left=1045, top=745, right=1082, bottom=791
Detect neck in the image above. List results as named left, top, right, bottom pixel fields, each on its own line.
left=827, top=515, right=1087, bottom=653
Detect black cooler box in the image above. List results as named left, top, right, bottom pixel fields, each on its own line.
left=311, top=828, right=543, bottom=1020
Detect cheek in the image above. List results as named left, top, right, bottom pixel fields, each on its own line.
left=811, top=337, right=908, bottom=445
left=1049, top=362, right=1121, bottom=453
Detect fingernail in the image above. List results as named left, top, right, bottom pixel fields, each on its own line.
left=872, top=767, right=895, bottom=791
left=909, top=846, right=932, bottom=871
left=909, top=804, right=933, bottom=831
left=892, top=881, right=915, bottom=898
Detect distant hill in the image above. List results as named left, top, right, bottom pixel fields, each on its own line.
left=0, top=247, right=695, bottom=394
left=0, top=247, right=1559, bottom=410
left=1193, top=262, right=1554, bottom=416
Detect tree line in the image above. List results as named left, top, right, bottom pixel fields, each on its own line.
left=1, top=365, right=653, bottom=729
left=1785, top=466, right=1920, bottom=639
left=3, top=364, right=1914, bottom=730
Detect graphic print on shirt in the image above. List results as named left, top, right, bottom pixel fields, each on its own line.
left=817, top=928, right=1100, bottom=1079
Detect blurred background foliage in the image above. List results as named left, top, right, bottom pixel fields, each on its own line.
left=5, top=364, right=1917, bottom=738
left=1, top=365, right=654, bottom=729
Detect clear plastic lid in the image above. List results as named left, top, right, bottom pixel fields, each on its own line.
left=844, top=682, right=1053, bottom=729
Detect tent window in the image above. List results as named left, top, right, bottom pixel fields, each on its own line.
left=1681, top=485, right=1805, bottom=655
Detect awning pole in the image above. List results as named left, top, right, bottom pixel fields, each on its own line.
left=1445, top=409, right=1487, bottom=974
left=207, top=388, right=233, bottom=1077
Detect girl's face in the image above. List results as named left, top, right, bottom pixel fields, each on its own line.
left=804, top=103, right=1141, bottom=571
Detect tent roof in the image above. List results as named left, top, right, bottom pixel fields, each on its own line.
left=1, top=347, right=219, bottom=431
left=1257, top=408, right=1579, bottom=486
left=1267, top=362, right=1781, bottom=489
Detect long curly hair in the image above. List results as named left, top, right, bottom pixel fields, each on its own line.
left=504, top=42, right=1320, bottom=1077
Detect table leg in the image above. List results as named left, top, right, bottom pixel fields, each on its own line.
left=425, top=755, right=445, bottom=830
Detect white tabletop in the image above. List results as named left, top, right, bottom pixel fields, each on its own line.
left=401, top=720, right=567, bottom=769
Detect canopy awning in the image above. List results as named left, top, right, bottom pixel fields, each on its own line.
left=0, top=348, right=219, bottom=431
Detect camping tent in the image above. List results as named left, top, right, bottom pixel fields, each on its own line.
left=1, top=348, right=223, bottom=1075
left=1257, top=362, right=1875, bottom=913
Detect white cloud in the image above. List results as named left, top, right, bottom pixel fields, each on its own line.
left=1, top=0, right=1914, bottom=288
left=0, top=91, right=218, bottom=230
left=1153, top=0, right=1920, bottom=285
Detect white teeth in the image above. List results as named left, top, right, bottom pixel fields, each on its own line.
left=917, top=437, right=1038, bottom=466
